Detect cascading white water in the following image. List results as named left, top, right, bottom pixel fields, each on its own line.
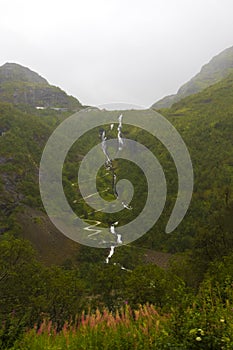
left=82, top=113, right=132, bottom=266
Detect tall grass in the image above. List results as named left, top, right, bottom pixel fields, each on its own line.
left=0, top=281, right=231, bottom=349
left=12, top=304, right=168, bottom=350
left=10, top=289, right=233, bottom=350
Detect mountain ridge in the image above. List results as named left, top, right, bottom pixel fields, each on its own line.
left=0, top=62, right=83, bottom=110
left=152, top=45, right=233, bottom=109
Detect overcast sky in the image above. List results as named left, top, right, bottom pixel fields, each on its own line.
left=0, top=0, right=233, bottom=108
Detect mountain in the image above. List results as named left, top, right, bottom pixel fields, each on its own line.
left=1, top=58, right=233, bottom=269
left=0, top=63, right=83, bottom=110
left=1, top=70, right=233, bottom=259
left=152, top=45, right=233, bottom=109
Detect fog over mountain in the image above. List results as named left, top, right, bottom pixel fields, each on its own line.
left=1, top=0, right=233, bottom=107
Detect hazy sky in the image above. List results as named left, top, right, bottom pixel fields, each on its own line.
left=0, top=0, right=233, bottom=108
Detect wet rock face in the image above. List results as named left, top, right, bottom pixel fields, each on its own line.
left=8, top=84, right=80, bottom=109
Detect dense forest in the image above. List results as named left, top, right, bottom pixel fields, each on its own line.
left=1, top=70, right=233, bottom=348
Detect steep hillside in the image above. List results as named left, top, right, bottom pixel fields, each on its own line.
left=152, top=45, right=233, bottom=109
left=0, top=63, right=83, bottom=110
left=0, top=103, right=80, bottom=264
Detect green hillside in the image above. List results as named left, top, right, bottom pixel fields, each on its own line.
left=0, top=103, right=82, bottom=264
left=152, top=45, right=233, bottom=109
